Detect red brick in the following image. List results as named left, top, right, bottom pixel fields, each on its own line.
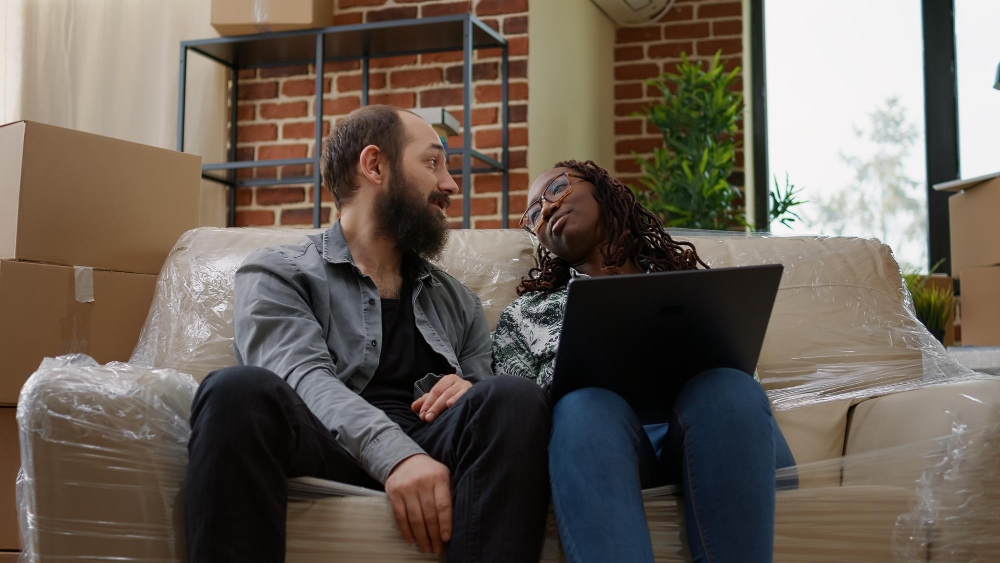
left=504, top=15, right=528, bottom=34
left=281, top=78, right=332, bottom=97
left=509, top=104, right=527, bottom=123
left=369, top=92, right=416, bottom=108
left=370, top=55, right=417, bottom=69
left=508, top=59, right=527, bottom=78
left=664, top=22, right=710, bottom=40
left=476, top=48, right=502, bottom=59
left=336, top=72, right=387, bottom=92
left=479, top=18, right=500, bottom=32
left=507, top=194, right=527, bottom=213
left=235, top=188, right=252, bottom=207
left=616, top=27, right=660, bottom=44
left=646, top=120, right=661, bottom=135
left=660, top=4, right=693, bottom=22
left=366, top=6, right=418, bottom=22
left=509, top=150, right=526, bottom=169
left=446, top=197, right=497, bottom=217
left=421, top=1, right=471, bottom=17
left=615, top=46, right=644, bottom=62
left=474, top=127, right=527, bottom=148
left=340, top=0, right=386, bottom=6
left=260, top=65, right=309, bottom=78
left=260, top=101, right=308, bottom=119
left=257, top=187, right=306, bottom=205
left=282, top=207, right=331, bottom=225
left=259, top=144, right=308, bottom=160
left=713, top=19, right=742, bottom=36
left=475, top=82, right=528, bottom=103
left=282, top=164, right=308, bottom=177
left=615, top=120, right=643, bottom=135
left=308, top=187, right=335, bottom=203
left=648, top=41, right=693, bottom=59
left=508, top=36, right=529, bottom=56
left=615, top=63, right=659, bottom=81
left=445, top=62, right=498, bottom=83
left=698, top=2, right=742, bottom=18
left=616, top=138, right=662, bottom=154
left=615, top=83, right=644, bottom=99
left=421, top=52, right=464, bottom=64
left=696, top=38, right=743, bottom=56
left=237, top=104, right=255, bottom=121
left=324, top=60, right=361, bottom=72
left=237, top=123, right=278, bottom=143
left=474, top=107, right=498, bottom=125
left=333, top=12, right=364, bottom=25
left=474, top=219, right=502, bottom=229
left=475, top=172, right=529, bottom=193
left=236, top=210, right=275, bottom=227
left=476, top=0, right=527, bottom=16
left=283, top=121, right=331, bottom=140
left=446, top=134, right=464, bottom=148
left=322, top=96, right=362, bottom=116
left=420, top=88, right=463, bottom=107
left=615, top=102, right=646, bottom=116
left=238, top=82, right=278, bottom=100
left=390, top=68, right=443, bottom=88
left=237, top=69, right=256, bottom=79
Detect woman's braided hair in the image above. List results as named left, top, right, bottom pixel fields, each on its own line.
left=517, top=160, right=708, bottom=296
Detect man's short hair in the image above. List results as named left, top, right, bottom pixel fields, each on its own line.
left=321, top=105, right=408, bottom=209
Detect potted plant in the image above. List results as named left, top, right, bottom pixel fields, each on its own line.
left=902, top=262, right=955, bottom=343
left=631, top=51, right=803, bottom=230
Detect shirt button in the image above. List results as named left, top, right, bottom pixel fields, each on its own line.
left=368, top=298, right=375, bottom=306
left=371, top=340, right=377, bottom=347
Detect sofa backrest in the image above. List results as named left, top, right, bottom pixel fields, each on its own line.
left=131, top=227, right=939, bottom=403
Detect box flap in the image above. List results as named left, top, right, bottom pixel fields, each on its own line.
left=933, top=170, right=1000, bottom=192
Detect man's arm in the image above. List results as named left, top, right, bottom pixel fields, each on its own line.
left=234, top=248, right=423, bottom=483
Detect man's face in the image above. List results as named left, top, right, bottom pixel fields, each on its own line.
left=372, top=112, right=460, bottom=260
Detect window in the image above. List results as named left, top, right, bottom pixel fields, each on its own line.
left=955, top=0, right=1000, bottom=179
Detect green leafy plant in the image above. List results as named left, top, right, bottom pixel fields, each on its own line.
left=902, top=259, right=954, bottom=335
left=632, top=51, right=806, bottom=230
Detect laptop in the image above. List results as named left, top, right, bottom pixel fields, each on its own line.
left=549, top=264, right=783, bottom=418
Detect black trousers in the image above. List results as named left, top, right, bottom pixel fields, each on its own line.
left=184, top=366, right=552, bottom=563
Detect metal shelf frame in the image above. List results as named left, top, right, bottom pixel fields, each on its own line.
left=177, top=14, right=510, bottom=228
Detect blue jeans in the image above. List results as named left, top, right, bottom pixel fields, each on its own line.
left=549, top=368, right=797, bottom=563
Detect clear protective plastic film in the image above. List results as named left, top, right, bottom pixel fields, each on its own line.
left=14, top=227, right=999, bottom=562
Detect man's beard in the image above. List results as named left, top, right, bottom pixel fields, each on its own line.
left=372, top=162, right=451, bottom=261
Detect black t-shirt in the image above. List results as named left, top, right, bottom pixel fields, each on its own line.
left=360, top=274, right=453, bottom=432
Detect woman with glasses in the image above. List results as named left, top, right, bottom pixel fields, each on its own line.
left=492, top=160, right=796, bottom=563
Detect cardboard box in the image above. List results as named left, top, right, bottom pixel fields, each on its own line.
left=959, top=265, right=1000, bottom=346
left=934, top=172, right=1000, bottom=279
left=0, top=552, right=18, bottom=562
left=0, top=121, right=200, bottom=276
left=1, top=407, right=19, bottom=550
left=212, top=0, right=333, bottom=36
left=0, top=260, right=156, bottom=406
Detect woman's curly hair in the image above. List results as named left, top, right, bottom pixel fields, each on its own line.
left=517, top=160, right=708, bottom=296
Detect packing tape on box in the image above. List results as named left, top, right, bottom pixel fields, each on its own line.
left=254, top=0, right=271, bottom=32
left=73, top=267, right=94, bottom=303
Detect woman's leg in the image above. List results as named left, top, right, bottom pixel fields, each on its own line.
left=549, top=387, right=660, bottom=563
left=661, top=368, right=790, bottom=563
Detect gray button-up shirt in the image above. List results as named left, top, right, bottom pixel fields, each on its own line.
left=233, top=221, right=492, bottom=483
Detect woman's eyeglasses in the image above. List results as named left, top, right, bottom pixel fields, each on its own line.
left=519, top=172, right=582, bottom=234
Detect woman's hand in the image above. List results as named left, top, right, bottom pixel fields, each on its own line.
left=411, top=374, right=472, bottom=422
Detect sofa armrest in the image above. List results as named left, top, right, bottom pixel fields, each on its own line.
left=16, top=355, right=196, bottom=562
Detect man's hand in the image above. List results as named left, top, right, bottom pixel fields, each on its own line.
left=384, top=454, right=452, bottom=554
left=411, top=374, right=472, bottom=423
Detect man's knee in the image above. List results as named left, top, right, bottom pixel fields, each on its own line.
left=193, top=365, right=287, bottom=421
left=470, top=376, right=551, bottom=434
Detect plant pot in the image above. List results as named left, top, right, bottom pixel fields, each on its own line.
left=929, top=327, right=945, bottom=344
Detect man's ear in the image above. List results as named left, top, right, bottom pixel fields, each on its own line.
left=358, top=144, right=384, bottom=186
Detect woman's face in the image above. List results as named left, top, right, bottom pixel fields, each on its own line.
left=524, top=167, right=606, bottom=265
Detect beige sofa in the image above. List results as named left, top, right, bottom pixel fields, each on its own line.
left=14, top=227, right=1000, bottom=562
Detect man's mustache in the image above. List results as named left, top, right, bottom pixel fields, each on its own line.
left=429, top=193, right=451, bottom=210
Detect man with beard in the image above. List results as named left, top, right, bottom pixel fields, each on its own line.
left=183, top=105, right=551, bottom=562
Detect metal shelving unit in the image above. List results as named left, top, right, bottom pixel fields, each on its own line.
left=177, top=14, right=510, bottom=229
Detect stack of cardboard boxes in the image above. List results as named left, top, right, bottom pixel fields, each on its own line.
left=936, top=172, right=1000, bottom=346
left=0, top=121, right=200, bottom=556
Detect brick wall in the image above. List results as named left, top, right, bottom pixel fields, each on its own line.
left=612, top=0, right=745, bottom=192
left=229, top=0, right=529, bottom=229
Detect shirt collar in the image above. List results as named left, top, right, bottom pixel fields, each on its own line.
left=322, top=220, right=434, bottom=281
